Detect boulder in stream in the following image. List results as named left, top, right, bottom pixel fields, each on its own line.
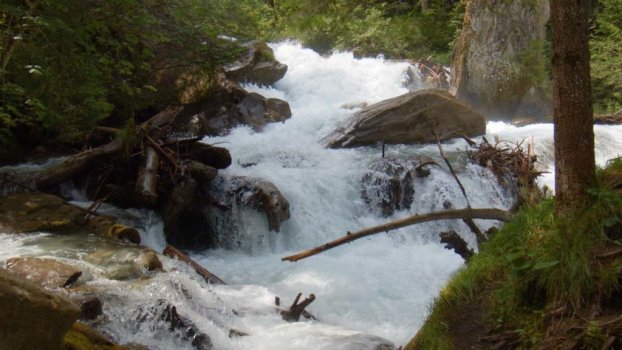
left=0, top=268, right=80, bottom=350
left=226, top=176, right=291, bottom=233
left=225, top=42, right=288, bottom=86
left=323, top=89, right=486, bottom=148
left=134, top=300, right=213, bottom=350
left=6, top=257, right=83, bottom=288
left=361, top=159, right=416, bottom=217
left=172, top=73, right=291, bottom=137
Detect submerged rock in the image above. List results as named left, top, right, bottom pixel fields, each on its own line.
left=0, top=268, right=79, bottom=350
left=361, top=159, right=416, bottom=217
left=64, top=321, right=131, bottom=350
left=0, top=193, right=140, bottom=244
left=78, top=297, right=103, bottom=321
left=134, top=300, right=213, bottom=350
left=225, top=41, right=288, bottom=86
left=132, top=251, right=163, bottom=273
left=323, top=89, right=486, bottom=148
left=226, top=176, right=291, bottom=233
left=6, top=257, right=83, bottom=288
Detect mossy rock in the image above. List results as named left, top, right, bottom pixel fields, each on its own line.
left=64, top=322, right=130, bottom=350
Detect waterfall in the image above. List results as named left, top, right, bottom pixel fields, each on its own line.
left=1, top=41, right=622, bottom=349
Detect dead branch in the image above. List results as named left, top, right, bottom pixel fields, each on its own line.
left=280, top=293, right=316, bottom=322
left=163, top=244, right=225, bottom=284
left=281, top=208, right=513, bottom=262
left=468, top=137, right=543, bottom=206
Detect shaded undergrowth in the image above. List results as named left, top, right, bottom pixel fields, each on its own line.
left=407, top=157, right=622, bottom=349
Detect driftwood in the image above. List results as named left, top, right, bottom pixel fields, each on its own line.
left=278, top=293, right=316, bottom=322
left=163, top=244, right=225, bottom=285
left=282, top=208, right=513, bottom=262
left=0, top=106, right=184, bottom=192
left=468, top=137, right=543, bottom=205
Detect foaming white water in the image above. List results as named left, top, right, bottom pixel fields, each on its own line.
left=194, top=42, right=513, bottom=346
left=2, top=42, right=622, bottom=350
left=486, top=122, right=622, bottom=190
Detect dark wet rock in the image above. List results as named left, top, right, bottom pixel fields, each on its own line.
left=361, top=159, right=416, bottom=217
left=104, top=224, right=141, bottom=245
left=225, top=42, right=287, bottom=86
left=132, top=251, right=163, bottom=273
left=186, top=160, right=219, bottom=183
left=200, top=92, right=291, bottom=135
left=162, top=177, right=214, bottom=250
left=323, top=89, right=486, bottom=148
left=0, top=193, right=140, bottom=244
left=172, top=74, right=291, bottom=137
left=64, top=321, right=130, bottom=350
left=226, top=176, right=291, bottom=232
left=6, top=257, right=83, bottom=288
left=134, top=300, right=213, bottom=350
left=79, top=297, right=103, bottom=320
left=0, top=268, right=79, bottom=350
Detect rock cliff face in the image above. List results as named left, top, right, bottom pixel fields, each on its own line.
left=451, top=0, right=551, bottom=121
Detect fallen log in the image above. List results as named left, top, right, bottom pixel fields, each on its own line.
left=163, top=244, right=225, bottom=284
left=281, top=208, right=513, bottom=262
left=1, top=107, right=185, bottom=192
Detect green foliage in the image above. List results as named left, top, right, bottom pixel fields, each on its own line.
left=590, top=0, right=622, bottom=112
left=260, top=0, right=464, bottom=61
left=0, top=0, right=261, bottom=152
left=414, top=169, right=622, bottom=348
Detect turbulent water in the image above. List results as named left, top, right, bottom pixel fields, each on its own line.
left=1, top=42, right=622, bottom=349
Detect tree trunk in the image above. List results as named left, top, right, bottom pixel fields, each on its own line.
left=551, top=0, right=596, bottom=214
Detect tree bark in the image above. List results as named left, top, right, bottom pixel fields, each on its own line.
left=551, top=0, right=596, bottom=214
left=282, top=208, right=512, bottom=262
left=135, top=147, right=159, bottom=206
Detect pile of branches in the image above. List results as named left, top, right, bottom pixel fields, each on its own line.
left=468, top=136, right=544, bottom=204
left=0, top=106, right=230, bottom=209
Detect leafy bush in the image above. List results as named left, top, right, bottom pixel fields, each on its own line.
left=591, top=0, right=622, bottom=112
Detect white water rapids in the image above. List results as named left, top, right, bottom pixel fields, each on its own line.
left=1, top=42, right=622, bottom=349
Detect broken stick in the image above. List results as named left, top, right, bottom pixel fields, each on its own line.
left=280, top=293, right=316, bottom=322
left=281, top=208, right=513, bottom=262
left=163, top=244, right=225, bottom=284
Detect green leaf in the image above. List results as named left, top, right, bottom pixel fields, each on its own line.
left=532, top=260, right=559, bottom=271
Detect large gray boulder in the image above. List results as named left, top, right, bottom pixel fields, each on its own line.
left=225, top=42, right=288, bottom=86
left=451, top=0, right=551, bottom=120
left=324, top=89, right=486, bottom=148
left=0, top=268, right=80, bottom=350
